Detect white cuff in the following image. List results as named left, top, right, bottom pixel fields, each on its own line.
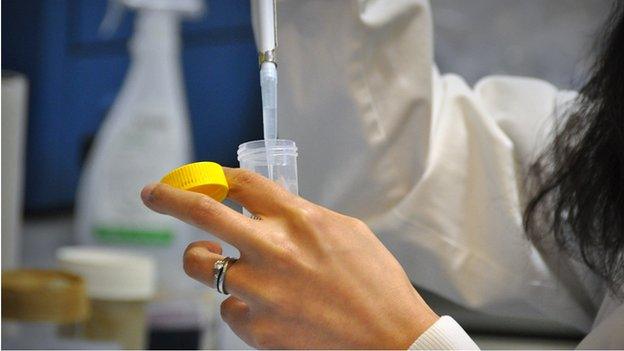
left=409, top=316, right=479, bottom=350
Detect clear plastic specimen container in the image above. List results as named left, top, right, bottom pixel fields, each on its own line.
left=237, top=139, right=298, bottom=215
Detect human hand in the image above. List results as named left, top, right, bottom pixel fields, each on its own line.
left=141, top=167, right=438, bottom=349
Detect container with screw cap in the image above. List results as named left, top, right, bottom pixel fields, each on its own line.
left=57, top=247, right=156, bottom=349
left=1, top=269, right=99, bottom=349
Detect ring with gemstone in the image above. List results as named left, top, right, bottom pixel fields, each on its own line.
left=216, top=257, right=237, bottom=295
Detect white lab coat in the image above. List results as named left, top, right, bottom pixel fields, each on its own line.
left=275, top=0, right=623, bottom=348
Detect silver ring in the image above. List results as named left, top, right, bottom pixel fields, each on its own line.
left=216, top=257, right=238, bottom=295
left=213, top=258, right=227, bottom=290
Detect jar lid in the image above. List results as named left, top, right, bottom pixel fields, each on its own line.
left=160, top=162, right=228, bottom=202
left=2, top=269, right=90, bottom=323
left=56, top=247, right=156, bottom=301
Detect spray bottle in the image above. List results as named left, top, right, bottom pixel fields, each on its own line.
left=75, top=0, right=218, bottom=345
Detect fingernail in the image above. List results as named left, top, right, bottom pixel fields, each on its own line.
left=141, top=183, right=158, bottom=203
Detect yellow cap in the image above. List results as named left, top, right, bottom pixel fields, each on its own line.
left=160, top=162, right=229, bottom=202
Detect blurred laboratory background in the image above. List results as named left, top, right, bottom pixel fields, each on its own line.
left=1, top=0, right=612, bottom=349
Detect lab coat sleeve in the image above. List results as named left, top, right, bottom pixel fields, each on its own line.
left=409, top=316, right=479, bottom=350
left=276, top=0, right=595, bottom=333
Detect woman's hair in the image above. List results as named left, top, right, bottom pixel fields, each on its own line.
left=524, top=2, right=624, bottom=294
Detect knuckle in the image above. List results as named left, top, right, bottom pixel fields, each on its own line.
left=187, top=196, right=218, bottom=224
left=230, top=169, right=261, bottom=194
left=291, top=205, right=322, bottom=226
left=184, top=241, right=205, bottom=253
left=350, top=217, right=370, bottom=232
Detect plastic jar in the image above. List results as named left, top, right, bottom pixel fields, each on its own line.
left=237, top=139, right=299, bottom=196
left=56, top=247, right=155, bottom=350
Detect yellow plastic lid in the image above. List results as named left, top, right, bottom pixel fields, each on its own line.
left=160, top=162, right=229, bottom=202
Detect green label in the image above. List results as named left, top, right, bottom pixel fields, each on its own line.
left=93, top=226, right=173, bottom=246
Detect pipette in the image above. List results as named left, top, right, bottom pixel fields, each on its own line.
left=253, top=0, right=278, bottom=178
left=260, top=61, right=277, bottom=141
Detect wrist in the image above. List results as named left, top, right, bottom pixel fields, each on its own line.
left=390, top=295, right=439, bottom=349
left=405, top=307, right=440, bottom=348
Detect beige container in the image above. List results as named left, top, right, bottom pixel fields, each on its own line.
left=2, top=269, right=90, bottom=323
left=57, top=247, right=156, bottom=349
left=2, top=269, right=91, bottom=349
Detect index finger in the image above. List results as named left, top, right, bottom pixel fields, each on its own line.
left=223, top=167, right=306, bottom=217
left=141, top=182, right=261, bottom=250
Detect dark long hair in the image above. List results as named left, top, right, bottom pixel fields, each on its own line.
left=524, top=2, right=624, bottom=294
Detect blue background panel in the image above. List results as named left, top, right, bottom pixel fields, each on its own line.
left=2, top=0, right=262, bottom=212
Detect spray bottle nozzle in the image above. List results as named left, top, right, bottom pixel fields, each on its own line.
left=99, top=0, right=206, bottom=38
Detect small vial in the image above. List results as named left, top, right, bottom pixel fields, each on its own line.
left=237, top=139, right=298, bottom=216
